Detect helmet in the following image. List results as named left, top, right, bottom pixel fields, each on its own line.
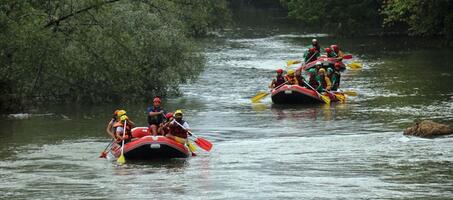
left=174, top=109, right=183, bottom=117
left=309, top=47, right=316, bottom=53
left=153, top=97, right=161, bottom=103
left=318, top=68, right=326, bottom=74
left=325, top=48, right=331, bottom=53
left=334, top=62, right=341, bottom=69
left=165, top=112, right=174, bottom=119
left=308, top=68, right=316, bottom=74
left=276, top=68, right=283, bottom=74
left=120, top=115, right=128, bottom=121
left=331, top=45, right=339, bottom=53
left=312, top=38, right=317, bottom=43
left=287, top=69, right=295, bottom=76
left=117, top=110, right=126, bottom=117
left=327, top=67, right=334, bottom=74
left=315, top=61, right=322, bottom=66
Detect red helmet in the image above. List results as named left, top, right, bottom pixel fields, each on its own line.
left=153, top=97, right=161, bottom=103
left=334, top=62, right=341, bottom=69
left=309, top=47, right=316, bottom=53
left=276, top=68, right=283, bottom=74
left=325, top=48, right=331, bottom=53
left=165, top=112, right=173, bottom=119
left=331, top=45, right=339, bottom=53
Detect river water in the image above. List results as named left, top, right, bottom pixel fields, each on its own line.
left=1, top=11, right=453, bottom=200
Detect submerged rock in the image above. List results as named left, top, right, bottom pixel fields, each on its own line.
left=404, top=120, right=453, bottom=138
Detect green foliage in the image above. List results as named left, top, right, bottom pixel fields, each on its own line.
left=281, top=0, right=381, bottom=34
left=0, top=0, right=230, bottom=112
left=381, top=0, right=453, bottom=40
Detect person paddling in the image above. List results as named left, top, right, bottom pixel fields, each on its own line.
left=269, top=68, right=286, bottom=89
left=113, top=114, right=135, bottom=144
left=325, top=47, right=337, bottom=58
left=316, top=68, right=332, bottom=93
left=165, top=110, right=190, bottom=144
left=331, top=44, right=345, bottom=61
left=284, top=69, right=299, bottom=85
left=311, top=38, right=321, bottom=53
left=106, top=110, right=119, bottom=140
left=147, top=97, right=166, bottom=136
left=308, top=68, right=319, bottom=90
left=295, top=69, right=307, bottom=87
left=330, top=62, right=342, bottom=91
left=160, top=112, right=174, bottom=136
left=304, top=47, right=318, bottom=63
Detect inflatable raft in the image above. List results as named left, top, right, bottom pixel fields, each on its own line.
left=110, top=127, right=190, bottom=160
left=299, top=57, right=347, bottom=72
left=271, top=85, right=344, bottom=104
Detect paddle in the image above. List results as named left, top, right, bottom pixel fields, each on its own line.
left=286, top=60, right=301, bottom=67
left=342, top=54, right=352, bottom=59
left=251, top=81, right=288, bottom=103
left=302, top=79, right=330, bottom=104
left=347, top=62, right=362, bottom=69
left=340, top=89, right=358, bottom=96
left=329, top=91, right=346, bottom=103
left=173, top=120, right=213, bottom=152
left=99, top=139, right=114, bottom=158
left=161, top=113, right=197, bottom=154
left=117, top=120, right=127, bottom=165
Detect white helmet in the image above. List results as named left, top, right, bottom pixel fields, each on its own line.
left=315, top=61, right=322, bottom=66
left=312, top=39, right=317, bottom=43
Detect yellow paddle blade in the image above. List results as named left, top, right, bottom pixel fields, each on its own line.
left=320, top=94, right=331, bottom=104
left=188, top=142, right=197, bottom=152
left=117, top=153, right=125, bottom=165
left=343, top=90, right=358, bottom=96
left=286, top=60, right=301, bottom=67
left=251, top=92, right=269, bottom=103
left=334, top=93, right=346, bottom=103
left=348, top=62, right=363, bottom=69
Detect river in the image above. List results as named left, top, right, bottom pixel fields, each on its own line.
left=1, top=9, right=453, bottom=200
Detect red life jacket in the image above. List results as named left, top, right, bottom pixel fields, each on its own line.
left=169, top=120, right=188, bottom=139
left=275, top=75, right=285, bottom=87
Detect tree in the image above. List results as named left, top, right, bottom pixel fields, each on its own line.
left=280, top=0, right=382, bottom=35
left=0, top=0, right=230, bottom=113
left=381, top=0, right=453, bottom=42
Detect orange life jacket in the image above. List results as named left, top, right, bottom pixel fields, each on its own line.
left=113, top=121, right=132, bottom=139
left=285, top=75, right=298, bottom=85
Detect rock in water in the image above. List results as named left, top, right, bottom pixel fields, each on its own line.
left=404, top=120, right=453, bottom=138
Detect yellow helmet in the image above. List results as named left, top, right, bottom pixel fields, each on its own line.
left=120, top=115, right=128, bottom=121
left=174, top=109, right=183, bottom=116
left=287, top=69, right=295, bottom=75
left=318, top=68, right=326, bottom=74
left=117, top=110, right=126, bottom=117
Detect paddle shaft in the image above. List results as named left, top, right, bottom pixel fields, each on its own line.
left=301, top=78, right=327, bottom=101
left=120, top=120, right=127, bottom=156
left=102, top=139, right=114, bottom=152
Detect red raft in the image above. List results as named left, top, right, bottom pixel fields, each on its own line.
left=271, top=85, right=344, bottom=104
left=110, top=127, right=190, bottom=160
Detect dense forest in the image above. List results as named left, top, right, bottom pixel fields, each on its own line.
left=0, top=0, right=230, bottom=112
left=1, top=0, right=452, bottom=113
